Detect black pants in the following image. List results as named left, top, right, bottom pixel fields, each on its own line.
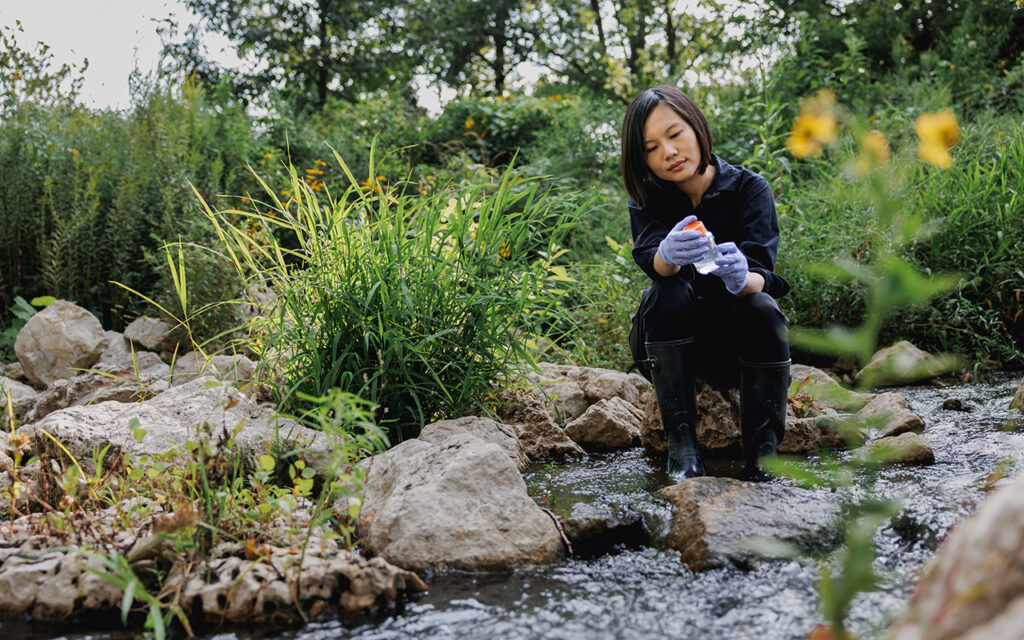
left=641, top=278, right=789, bottom=387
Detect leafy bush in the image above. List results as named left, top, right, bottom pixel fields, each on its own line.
left=202, top=150, right=582, bottom=441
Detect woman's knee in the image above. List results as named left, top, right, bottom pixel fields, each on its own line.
left=735, top=292, right=789, bottom=361
left=736, top=292, right=786, bottom=327
left=643, top=279, right=697, bottom=341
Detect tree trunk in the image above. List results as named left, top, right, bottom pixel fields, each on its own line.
left=492, top=4, right=509, bottom=93
left=590, top=0, right=607, bottom=56
left=316, top=0, right=330, bottom=109
left=665, top=0, right=677, bottom=75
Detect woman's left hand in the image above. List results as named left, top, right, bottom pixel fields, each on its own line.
left=711, top=242, right=749, bottom=295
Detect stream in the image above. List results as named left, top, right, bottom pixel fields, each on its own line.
left=10, top=373, right=1024, bottom=640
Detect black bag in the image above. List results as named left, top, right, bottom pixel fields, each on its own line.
left=627, top=286, right=654, bottom=381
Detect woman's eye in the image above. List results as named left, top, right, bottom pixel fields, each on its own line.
left=670, top=132, right=679, bottom=138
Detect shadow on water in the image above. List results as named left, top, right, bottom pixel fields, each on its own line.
left=5, top=374, right=1022, bottom=640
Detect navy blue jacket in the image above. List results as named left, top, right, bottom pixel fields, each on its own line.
left=628, top=154, right=790, bottom=299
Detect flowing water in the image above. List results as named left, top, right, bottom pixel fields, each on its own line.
left=10, top=374, right=1024, bottom=640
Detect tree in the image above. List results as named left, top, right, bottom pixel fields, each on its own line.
left=160, top=0, right=415, bottom=111
left=0, top=21, right=87, bottom=113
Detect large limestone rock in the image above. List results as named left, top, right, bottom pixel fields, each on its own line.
left=0, top=550, right=121, bottom=619
left=20, top=379, right=324, bottom=475
left=564, top=397, right=642, bottom=451
left=23, top=353, right=170, bottom=423
left=493, top=389, right=586, bottom=461
left=780, top=409, right=853, bottom=453
left=890, top=472, right=1024, bottom=640
left=419, top=416, right=529, bottom=472
left=14, top=300, right=107, bottom=387
left=1011, top=376, right=1024, bottom=412
left=526, top=363, right=652, bottom=424
left=358, top=433, right=564, bottom=572
left=855, top=392, right=925, bottom=437
left=855, top=340, right=952, bottom=387
left=791, top=364, right=873, bottom=411
left=658, top=477, right=840, bottom=571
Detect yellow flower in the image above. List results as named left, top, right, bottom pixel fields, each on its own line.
left=915, top=110, right=960, bottom=168
left=856, top=130, right=891, bottom=173
left=786, top=89, right=837, bottom=159
left=465, top=118, right=475, bottom=130
left=314, top=159, right=327, bottom=166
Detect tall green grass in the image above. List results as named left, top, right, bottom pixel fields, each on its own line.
left=200, top=149, right=582, bottom=441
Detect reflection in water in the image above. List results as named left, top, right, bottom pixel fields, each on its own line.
left=5, top=375, right=1022, bottom=640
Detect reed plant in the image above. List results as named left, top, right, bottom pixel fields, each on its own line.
left=199, top=146, right=581, bottom=441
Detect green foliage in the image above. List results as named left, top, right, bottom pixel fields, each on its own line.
left=0, top=21, right=87, bottom=112
left=0, top=295, right=53, bottom=361
left=201, top=150, right=581, bottom=441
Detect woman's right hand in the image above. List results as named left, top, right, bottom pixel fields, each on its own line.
left=658, top=215, right=709, bottom=266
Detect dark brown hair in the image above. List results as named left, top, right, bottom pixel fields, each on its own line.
left=620, top=85, right=713, bottom=207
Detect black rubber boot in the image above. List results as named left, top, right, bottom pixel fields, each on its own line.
left=740, top=359, right=792, bottom=482
left=646, top=338, right=705, bottom=482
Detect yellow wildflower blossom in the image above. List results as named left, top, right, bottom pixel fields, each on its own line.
left=856, top=130, right=891, bottom=173
left=915, top=110, right=960, bottom=169
left=786, top=89, right=837, bottom=158
left=465, top=118, right=475, bottom=130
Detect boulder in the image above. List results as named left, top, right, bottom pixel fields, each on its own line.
left=855, top=340, right=951, bottom=387
left=14, top=300, right=107, bottom=387
left=0, top=550, right=121, bottom=619
left=658, top=477, right=840, bottom=571
left=1011, top=376, right=1024, bottom=412
left=780, top=408, right=853, bottom=453
left=564, top=397, right=642, bottom=451
left=20, top=379, right=325, bottom=476
left=525, top=363, right=652, bottom=424
left=123, top=317, right=183, bottom=353
left=358, top=433, right=564, bottom=572
left=855, top=392, right=925, bottom=437
left=96, top=331, right=131, bottom=367
left=419, top=416, right=529, bottom=472
left=170, top=351, right=255, bottom=388
left=791, top=364, right=873, bottom=411
left=560, top=502, right=650, bottom=558
left=864, top=432, right=935, bottom=465
left=493, top=389, right=585, bottom=461
left=0, top=377, right=38, bottom=424
left=23, top=353, right=170, bottom=423
left=942, top=397, right=970, bottom=412
left=890, top=472, right=1024, bottom=640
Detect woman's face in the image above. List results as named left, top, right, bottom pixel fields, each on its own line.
left=643, top=103, right=701, bottom=184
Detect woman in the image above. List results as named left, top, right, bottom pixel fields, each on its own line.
left=621, top=85, right=791, bottom=482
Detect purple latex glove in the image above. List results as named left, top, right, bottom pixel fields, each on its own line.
left=658, top=215, right=709, bottom=267
left=711, top=242, right=749, bottom=294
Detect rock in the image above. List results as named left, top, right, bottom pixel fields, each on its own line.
left=0, top=550, right=121, bottom=618
left=564, top=397, right=642, bottom=451
left=855, top=392, right=925, bottom=437
left=3, top=361, right=28, bottom=383
left=560, top=502, right=650, bottom=558
left=123, top=317, right=183, bottom=353
left=694, top=383, right=742, bottom=450
left=526, top=363, right=652, bottom=424
left=942, top=397, right=970, bottom=412
left=20, top=379, right=325, bottom=476
left=658, top=477, right=840, bottom=571
left=96, top=331, right=131, bottom=366
left=169, top=351, right=256, bottom=388
left=169, top=546, right=426, bottom=621
left=780, top=408, right=855, bottom=453
left=640, top=397, right=667, bottom=454
left=791, top=364, right=873, bottom=411
left=863, top=432, right=935, bottom=465
left=493, top=389, right=586, bottom=461
left=14, top=300, right=107, bottom=387
left=855, top=340, right=951, bottom=387
left=0, top=377, right=38, bottom=423
left=358, top=433, right=564, bottom=571
left=23, top=353, right=170, bottom=423
left=419, top=416, right=529, bottom=472
left=890, top=472, right=1024, bottom=640
left=1010, top=376, right=1024, bottom=412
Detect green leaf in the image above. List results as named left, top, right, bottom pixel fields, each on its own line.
left=150, top=602, right=166, bottom=640
left=30, top=295, right=56, bottom=307
left=121, top=578, right=137, bottom=624
left=258, top=454, right=276, bottom=471
left=132, top=427, right=146, bottom=443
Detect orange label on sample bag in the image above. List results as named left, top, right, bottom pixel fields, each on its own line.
left=684, top=220, right=707, bottom=235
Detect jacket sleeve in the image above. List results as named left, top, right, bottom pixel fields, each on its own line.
left=628, top=201, right=695, bottom=283
left=735, top=181, right=790, bottom=298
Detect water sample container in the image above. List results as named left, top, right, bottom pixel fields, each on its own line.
left=684, top=220, right=720, bottom=274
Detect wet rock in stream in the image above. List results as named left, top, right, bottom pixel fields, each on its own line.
left=560, top=502, right=650, bottom=558
left=658, top=477, right=841, bottom=571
